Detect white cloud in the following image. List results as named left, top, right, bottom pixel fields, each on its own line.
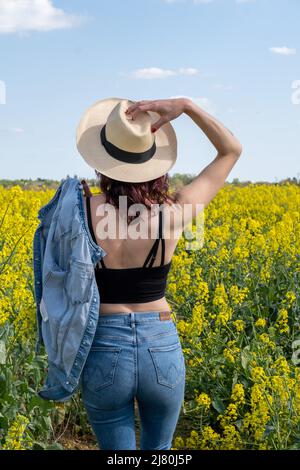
left=0, top=127, right=25, bottom=133
left=178, top=67, right=198, bottom=75
left=270, top=47, right=297, bottom=56
left=193, top=97, right=216, bottom=115
left=213, top=83, right=233, bottom=90
left=129, top=68, right=177, bottom=79
left=128, top=67, right=199, bottom=79
left=171, top=94, right=217, bottom=115
left=0, top=79, right=5, bottom=104
left=0, top=0, right=84, bottom=34
left=10, top=127, right=25, bottom=133
left=9, top=127, right=25, bottom=134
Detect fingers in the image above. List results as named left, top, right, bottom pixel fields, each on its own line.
left=125, top=100, right=169, bottom=132
left=151, top=117, right=168, bottom=132
left=125, top=101, right=154, bottom=120
left=126, top=100, right=150, bottom=113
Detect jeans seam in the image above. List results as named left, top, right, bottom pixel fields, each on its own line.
left=92, top=331, right=179, bottom=344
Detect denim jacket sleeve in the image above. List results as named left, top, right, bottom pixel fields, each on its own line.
left=32, top=177, right=106, bottom=402
left=33, top=178, right=67, bottom=352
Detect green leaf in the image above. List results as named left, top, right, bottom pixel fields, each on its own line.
left=32, top=441, right=46, bottom=450
left=241, top=345, right=251, bottom=370
left=45, top=442, right=64, bottom=450
left=0, top=340, right=6, bottom=365
left=42, top=416, right=53, bottom=432
left=235, top=419, right=243, bottom=431
left=212, top=397, right=225, bottom=414
left=0, top=373, right=6, bottom=395
left=288, top=443, right=300, bottom=450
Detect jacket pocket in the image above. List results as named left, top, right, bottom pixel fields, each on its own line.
left=41, top=263, right=69, bottom=365
left=64, top=257, right=94, bottom=304
left=42, top=264, right=69, bottom=320
left=148, top=342, right=185, bottom=389
left=83, top=346, right=122, bottom=392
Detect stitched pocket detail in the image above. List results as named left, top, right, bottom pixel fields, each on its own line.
left=83, top=346, right=122, bottom=391
left=148, top=342, right=185, bottom=389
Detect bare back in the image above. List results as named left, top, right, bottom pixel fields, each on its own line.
left=83, top=193, right=182, bottom=313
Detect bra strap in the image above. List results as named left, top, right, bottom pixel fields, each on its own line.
left=159, top=207, right=165, bottom=266
left=143, top=238, right=160, bottom=268
left=143, top=208, right=165, bottom=268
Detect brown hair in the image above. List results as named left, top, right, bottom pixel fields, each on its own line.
left=95, top=170, right=176, bottom=224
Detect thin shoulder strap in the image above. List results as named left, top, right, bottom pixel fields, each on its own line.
left=86, top=195, right=106, bottom=268
left=160, top=208, right=165, bottom=266
left=143, top=207, right=165, bottom=268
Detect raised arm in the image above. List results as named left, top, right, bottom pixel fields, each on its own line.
left=125, top=97, right=243, bottom=226
left=173, top=98, right=243, bottom=218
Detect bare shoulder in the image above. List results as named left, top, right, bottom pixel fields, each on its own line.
left=92, top=193, right=106, bottom=203
left=160, top=200, right=186, bottom=240
left=83, top=193, right=106, bottom=203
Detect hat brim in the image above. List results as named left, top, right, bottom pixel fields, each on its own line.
left=76, top=97, right=177, bottom=183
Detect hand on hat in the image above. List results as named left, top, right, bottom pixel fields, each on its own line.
left=125, top=98, right=187, bottom=133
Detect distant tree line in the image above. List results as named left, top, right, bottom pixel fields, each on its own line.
left=0, top=174, right=299, bottom=190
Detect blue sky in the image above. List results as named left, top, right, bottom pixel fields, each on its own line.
left=0, top=0, right=299, bottom=182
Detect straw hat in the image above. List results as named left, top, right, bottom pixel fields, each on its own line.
left=76, top=97, right=177, bottom=183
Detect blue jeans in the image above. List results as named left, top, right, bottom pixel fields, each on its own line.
left=80, top=311, right=186, bottom=450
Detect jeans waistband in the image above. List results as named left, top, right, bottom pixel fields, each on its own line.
left=97, top=310, right=173, bottom=324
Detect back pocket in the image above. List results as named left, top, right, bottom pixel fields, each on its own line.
left=148, top=342, right=185, bottom=389
left=83, top=346, right=122, bottom=392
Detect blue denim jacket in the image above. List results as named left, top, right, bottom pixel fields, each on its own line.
left=33, top=176, right=106, bottom=402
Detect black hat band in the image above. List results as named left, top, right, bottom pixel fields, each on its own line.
left=100, top=124, right=156, bottom=164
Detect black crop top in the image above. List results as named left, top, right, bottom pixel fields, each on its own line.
left=86, top=196, right=172, bottom=303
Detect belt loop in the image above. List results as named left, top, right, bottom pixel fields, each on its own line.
left=130, top=312, right=134, bottom=326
